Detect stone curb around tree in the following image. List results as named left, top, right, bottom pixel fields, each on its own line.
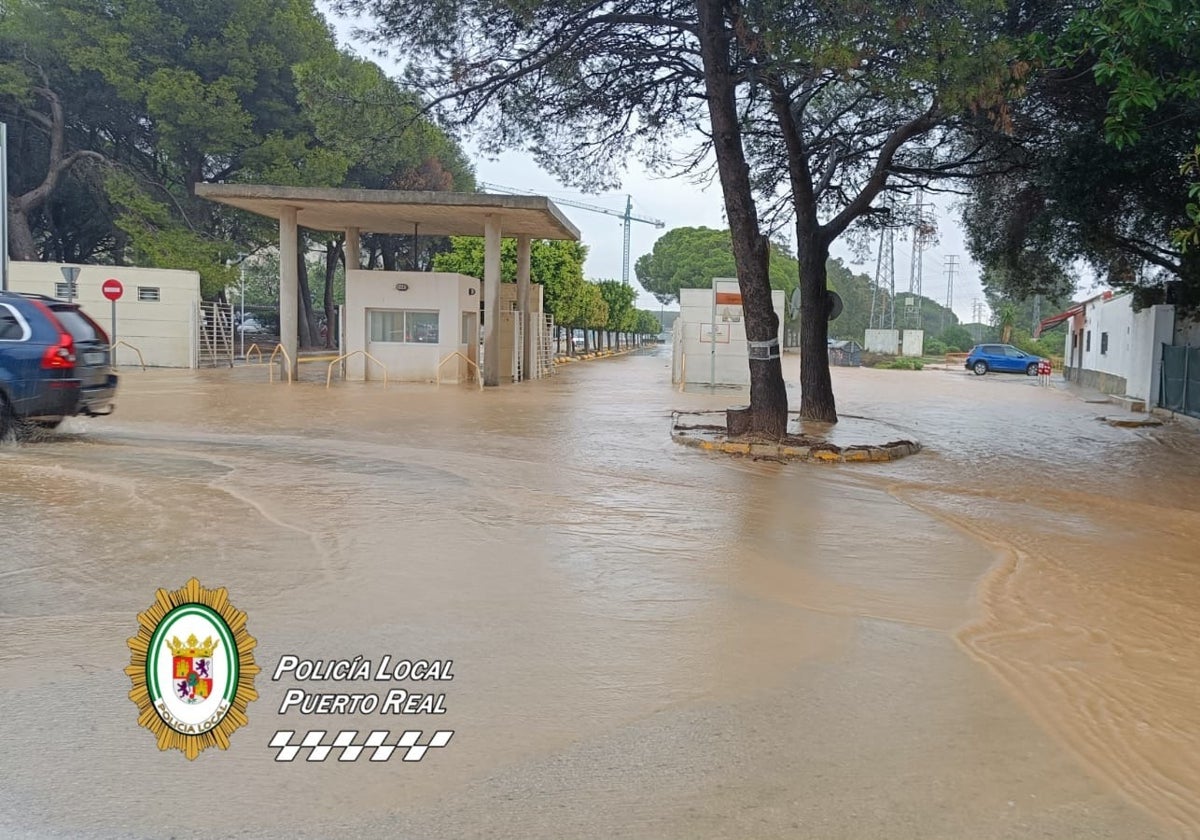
left=670, top=412, right=921, bottom=464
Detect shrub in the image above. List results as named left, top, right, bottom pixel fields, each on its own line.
left=924, top=338, right=948, bottom=356
left=884, top=357, right=924, bottom=370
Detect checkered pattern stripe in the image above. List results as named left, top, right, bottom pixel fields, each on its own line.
left=269, top=730, right=454, bottom=762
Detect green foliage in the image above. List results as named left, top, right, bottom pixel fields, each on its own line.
left=938, top=325, right=976, bottom=352
left=0, top=0, right=474, bottom=298
left=634, top=227, right=799, bottom=304
left=923, top=338, right=948, bottom=356
left=594, top=280, right=637, bottom=333
left=432, top=236, right=615, bottom=328
left=634, top=310, right=662, bottom=335
left=1011, top=327, right=1066, bottom=360
left=105, top=172, right=237, bottom=298
left=883, top=357, right=924, bottom=371
left=966, top=0, right=1200, bottom=310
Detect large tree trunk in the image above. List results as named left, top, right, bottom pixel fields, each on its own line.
left=7, top=207, right=38, bottom=261
left=296, top=237, right=318, bottom=349
left=326, top=237, right=343, bottom=350
left=696, top=0, right=788, bottom=439
left=8, top=81, right=105, bottom=263
left=797, top=234, right=837, bottom=422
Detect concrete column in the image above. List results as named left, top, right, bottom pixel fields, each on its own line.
left=516, top=235, right=532, bottom=380
left=345, top=227, right=361, bottom=274
left=482, top=215, right=502, bottom=386
left=279, top=207, right=299, bottom=382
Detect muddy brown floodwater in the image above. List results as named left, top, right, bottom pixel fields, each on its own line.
left=1, top=347, right=1198, bottom=839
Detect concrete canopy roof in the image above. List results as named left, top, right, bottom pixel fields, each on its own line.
left=194, top=184, right=581, bottom=241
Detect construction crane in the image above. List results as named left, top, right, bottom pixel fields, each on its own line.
left=478, top=182, right=665, bottom=285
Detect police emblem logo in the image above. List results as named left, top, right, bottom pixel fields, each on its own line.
left=126, top=578, right=260, bottom=759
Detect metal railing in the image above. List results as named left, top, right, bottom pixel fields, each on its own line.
left=437, top=351, right=483, bottom=390
left=267, top=344, right=293, bottom=384
left=110, top=340, right=147, bottom=371
left=325, top=350, right=388, bottom=388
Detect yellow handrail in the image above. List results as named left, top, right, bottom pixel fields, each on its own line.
left=326, top=350, right=388, bottom=388
left=110, top=340, right=147, bottom=372
left=244, top=343, right=263, bottom=364
left=437, top=351, right=483, bottom=390
left=267, top=343, right=293, bottom=383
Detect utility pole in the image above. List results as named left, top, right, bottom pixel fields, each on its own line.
left=942, top=255, right=958, bottom=335
left=1031, top=294, right=1042, bottom=334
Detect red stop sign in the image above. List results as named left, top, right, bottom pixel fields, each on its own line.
left=102, top=278, right=124, bottom=301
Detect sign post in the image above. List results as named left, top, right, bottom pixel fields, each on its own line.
left=60, top=265, right=80, bottom=303
left=102, top=278, right=124, bottom=343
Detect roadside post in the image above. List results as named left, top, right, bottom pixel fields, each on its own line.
left=102, top=278, right=124, bottom=342
left=1038, top=358, right=1052, bottom=387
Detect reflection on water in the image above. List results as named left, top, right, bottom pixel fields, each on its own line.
left=0, top=350, right=1195, bottom=838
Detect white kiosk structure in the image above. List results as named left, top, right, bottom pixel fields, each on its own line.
left=672, top=278, right=786, bottom=387
left=196, top=184, right=578, bottom=385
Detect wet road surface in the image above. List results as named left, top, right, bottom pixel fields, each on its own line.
left=1, top=347, right=1197, bottom=838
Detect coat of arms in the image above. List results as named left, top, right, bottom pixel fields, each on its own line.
left=126, top=578, right=259, bottom=759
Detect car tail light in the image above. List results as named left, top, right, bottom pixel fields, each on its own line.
left=31, top=300, right=76, bottom=369
left=41, top=332, right=76, bottom=368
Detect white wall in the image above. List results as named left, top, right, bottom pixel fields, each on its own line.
left=1073, top=293, right=1175, bottom=401
left=864, top=329, right=900, bottom=354
left=344, top=271, right=478, bottom=383
left=8, top=262, right=200, bottom=367
left=674, top=285, right=785, bottom=386
left=901, top=329, right=924, bottom=358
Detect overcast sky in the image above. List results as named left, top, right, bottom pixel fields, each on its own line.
left=323, top=5, right=997, bottom=325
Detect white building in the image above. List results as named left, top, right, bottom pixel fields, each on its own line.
left=672, top=280, right=785, bottom=386
left=7, top=261, right=201, bottom=367
left=342, top=270, right=549, bottom=384
left=1045, top=291, right=1175, bottom=403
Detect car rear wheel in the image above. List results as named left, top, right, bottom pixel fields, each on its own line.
left=1026, top=362, right=1039, bottom=376
left=972, top=361, right=988, bottom=376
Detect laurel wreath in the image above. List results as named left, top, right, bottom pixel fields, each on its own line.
left=126, top=578, right=260, bottom=760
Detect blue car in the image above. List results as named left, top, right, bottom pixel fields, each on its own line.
left=0, top=292, right=118, bottom=436
left=965, top=343, right=1045, bottom=376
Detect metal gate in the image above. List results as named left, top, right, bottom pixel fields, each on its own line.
left=199, top=301, right=234, bottom=368
left=1160, top=344, right=1200, bottom=418
left=537, top=314, right=555, bottom=378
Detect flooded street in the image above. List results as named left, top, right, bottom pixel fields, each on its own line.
left=1, top=347, right=1197, bottom=838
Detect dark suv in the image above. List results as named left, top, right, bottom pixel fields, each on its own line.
left=0, top=292, right=118, bottom=436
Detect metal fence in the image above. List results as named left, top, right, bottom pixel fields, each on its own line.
left=1160, top=344, right=1200, bottom=418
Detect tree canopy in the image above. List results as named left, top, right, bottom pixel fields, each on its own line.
left=960, top=0, right=1200, bottom=313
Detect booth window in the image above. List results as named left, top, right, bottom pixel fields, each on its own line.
left=369, top=309, right=439, bottom=343
left=1100, top=332, right=1109, bottom=355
